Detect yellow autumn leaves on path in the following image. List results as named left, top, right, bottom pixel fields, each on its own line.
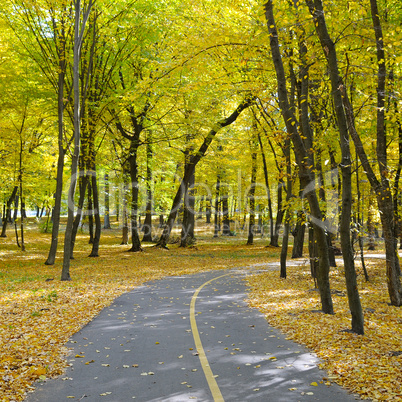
left=246, top=261, right=402, bottom=401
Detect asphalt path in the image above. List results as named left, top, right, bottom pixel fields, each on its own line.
left=26, top=268, right=362, bottom=401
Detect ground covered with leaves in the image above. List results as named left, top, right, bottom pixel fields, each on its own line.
left=246, top=260, right=402, bottom=401
left=0, top=222, right=401, bottom=401
left=0, top=222, right=276, bottom=401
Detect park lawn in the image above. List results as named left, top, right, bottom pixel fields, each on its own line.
left=0, top=222, right=400, bottom=401
left=246, top=260, right=402, bottom=401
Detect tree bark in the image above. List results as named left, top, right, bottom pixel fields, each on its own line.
left=0, top=186, right=18, bottom=238
left=247, top=135, right=258, bottom=245
left=121, top=171, right=129, bottom=245
left=306, top=0, right=364, bottom=331
left=180, top=163, right=195, bottom=247
left=142, top=136, right=153, bottom=242
left=266, top=0, right=333, bottom=314
left=103, top=173, right=111, bottom=229
left=157, top=96, right=254, bottom=248
left=292, top=211, right=306, bottom=258
left=89, top=168, right=101, bottom=257
left=270, top=179, right=284, bottom=247
left=181, top=141, right=196, bottom=247
left=205, top=196, right=212, bottom=224
left=213, top=174, right=220, bottom=238
left=70, top=174, right=88, bottom=259
left=280, top=137, right=292, bottom=278
left=221, top=190, right=230, bottom=236
left=61, top=0, right=93, bottom=281
left=128, top=140, right=142, bottom=252
left=257, top=131, right=274, bottom=243
left=87, top=179, right=94, bottom=244
left=308, top=0, right=401, bottom=307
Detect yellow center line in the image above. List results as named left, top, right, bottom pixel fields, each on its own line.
left=190, top=273, right=231, bottom=402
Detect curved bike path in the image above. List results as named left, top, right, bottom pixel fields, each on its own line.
left=26, top=268, right=361, bottom=401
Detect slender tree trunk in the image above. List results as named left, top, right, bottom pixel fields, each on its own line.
left=309, top=223, right=318, bottom=284
left=89, top=167, right=101, bottom=257
left=142, top=137, right=153, bottom=242
left=206, top=196, right=212, bottom=224
left=61, top=0, right=93, bottom=280
left=87, top=179, right=94, bottom=244
left=104, top=173, right=111, bottom=229
left=19, top=182, right=25, bottom=252
left=197, top=196, right=204, bottom=219
left=157, top=97, right=254, bottom=248
left=306, top=0, right=364, bottom=331
left=121, top=172, right=129, bottom=245
left=1, top=186, right=18, bottom=238
left=181, top=142, right=196, bottom=247
left=356, top=152, right=369, bottom=281
left=14, top=193, right=20, bottom=248
left=115, top=186, right=120, bottom=223
left=70, top=175, right=88, bottom=259
left=257, top=132, right=274, bottom=244
left=292, top=211, right=306, bottom=258
left=247, top=132, right=258, bottom=245
left=392, top=79, right=402, bottom=253
left=221, top=190, right=230, bottom=236
left=213, top=174, right=221, bottom=238
left=280, top=139, right=291, bottom=278
left=128, top=142, right=142, bottom=252
left=266, top=0, right=333, bottom=313
left=180, top=163, right=195, bottom=247
left=270, top=180, right=284, bottom=247
left=45, top=6, right=67, bottom=265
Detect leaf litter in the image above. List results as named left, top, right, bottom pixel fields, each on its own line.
left=0, top=227, right=274, bottom=401
left=246, top=260, right=402, bottom=401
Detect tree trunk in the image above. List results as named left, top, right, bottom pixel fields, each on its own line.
left=308, top=224, right=318, bottom=284
left=270, top=180, right=284, bottom=247
left=280, top=139, right=291, bottom=278
left=213, top=174, right=221, bottom=238
left=103, top=173, right=111, bottom=229
left=265, top=1, right=333, bottom=314
left=121, top=173, right=129, bottom=245
left=292, top=211, right=306, bottom=258
left=87, top=179, right=94, bottom=244
left=70, top=175, right=88, bottom=259
left=181, top=142, right=196, bottom=247
left=14, top=193, right=20, bottom=248
left=156, top=97, right=254, bottom=248
left=89, top=168, right=101, bottom=257
left=128, top=141, right=142, bottom=252
left=221, top=191, right=230, bottom=236
left=142, top=137, right=153, bottom=242
left=1, top=186, right=18, bottom=238
left=61, top=0, right=93, bottom=281
left=306, top=0, right=364, bottom=331
left=197, top=196, right=204, bottom=219
left=180, top=164, right=195, bottom=247
left=257, top=131, right=274, bottom=244
left=18, top=141, right=25, bottom=251
left=247, top=133, right=258, bottom=245
left=205, top=196, right=212, bottom=224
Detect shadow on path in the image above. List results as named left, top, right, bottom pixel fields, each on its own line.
left=25, top=268, right=363, bottom=401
